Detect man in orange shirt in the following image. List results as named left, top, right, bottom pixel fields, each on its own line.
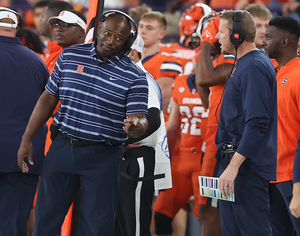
left=262, top=15, right=300, bottom=235
left=138, top=11, right=183, bottom=124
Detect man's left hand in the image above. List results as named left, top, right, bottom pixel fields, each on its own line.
left=219, top=152, right=246, bottom=197
left=219, top=164, right=238, bottom=197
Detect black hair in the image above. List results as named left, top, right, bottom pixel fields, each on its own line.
left=46, top=1, right=74, bottom=16
left=17, top=28, right=44, bottom=55
left=269, top=16, right=300, bottom=38
left=34, top=0, right=52, bottom=10
left=64, top=9, right=87, bottom=23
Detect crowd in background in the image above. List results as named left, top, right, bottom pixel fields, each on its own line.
left=1, top=0, right=300, bottom=52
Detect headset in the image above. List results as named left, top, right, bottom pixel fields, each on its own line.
left=230, top=10, right=245, bottom=50
left=99, top=10, right=138, bottom=55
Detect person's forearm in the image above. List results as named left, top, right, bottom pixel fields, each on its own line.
left=196, top=84, right=210, bottom=109
left=228, top=152, right=246, bottom=170
left=156, top=77, right=174, bottom=113
left=166, top=124, right=180, bottom=156
left=197, top=42, right=215, bottom=87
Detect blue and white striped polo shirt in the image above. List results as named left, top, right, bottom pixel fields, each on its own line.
left=46, top=42, right=148, bottom=145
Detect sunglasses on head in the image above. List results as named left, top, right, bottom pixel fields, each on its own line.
left=51, top=22, right=78, bottom=31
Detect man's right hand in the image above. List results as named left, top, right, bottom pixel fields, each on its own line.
left=17, top=137, right=34, bottom=173
left=201, top=16, right=220, bottom=45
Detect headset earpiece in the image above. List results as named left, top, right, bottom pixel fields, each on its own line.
left=230, top=10, right=245, bottom=50
left=99, top=10, right=138, bottom=55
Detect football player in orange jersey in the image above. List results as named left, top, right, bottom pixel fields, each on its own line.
left=138, top=11, right=183, bottom=124
left=153, top=55, right=222, bottom=236
left=159, top=3, right=212, bottom=75
left=262, top=16, right=300, bottom=235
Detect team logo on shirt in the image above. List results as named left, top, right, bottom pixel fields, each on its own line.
left=179, top=87, right=185, bottom=93
left=203, top=29, right=212, bottom=40
left=281, top=77, right=289, bottom=85
left=76, top=65, right=84, bottom=74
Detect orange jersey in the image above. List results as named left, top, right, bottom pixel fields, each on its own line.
left=205, top=54, right=235, bottom=152
left=37, top=53, right=46, bottom=62
left=44, top=41, right=63, bottom=155
left=207, top=54, right=235, bottom=128
left=209, top=0, right=238, bottom=8
left=142, top=51, right=183, bottom=81
left=44, top=41, right=63, bottom=74
left=271, top=58, right=278, bottom=68
left=159, top=43, right=195, bottom=75
left=276, top=57, right=300, bottom=183
left=172, top=74, right=208, bottom=152
left=142, top=51, right=183, bottom=123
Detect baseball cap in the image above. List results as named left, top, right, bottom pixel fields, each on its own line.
left=131, top=35, right=144, bottom=53
left=48, top=10, right=86, bottom=31
left=0, top=7, right=18, bottom=28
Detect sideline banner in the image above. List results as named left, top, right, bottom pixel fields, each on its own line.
left=85, top=0, right=104, bottom=43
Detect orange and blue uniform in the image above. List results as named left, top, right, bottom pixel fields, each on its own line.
left=269, top=56, right=300, bottom=235
left=154, top=73, right=209, bottom=220
left=142, top=51, right=182, bottom=124
left=159, top=42, right=195, bottom=75
left=142, top=51, right=182, bottom=82
left=275, top=57, right=300, bottom=183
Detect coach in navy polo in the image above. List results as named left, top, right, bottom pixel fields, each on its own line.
left=17, top=11, right=149, bottom=236
left=0, top=7, right=49, bottom=236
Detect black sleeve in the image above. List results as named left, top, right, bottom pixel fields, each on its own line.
left=124, top=107, right=161, bottom=145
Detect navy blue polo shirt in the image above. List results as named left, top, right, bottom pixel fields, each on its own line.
left=215, top=49, right=277, bottom=181
left=0, top=35, right=49, bottom=174
left=46, top=42, right=148, bottom=145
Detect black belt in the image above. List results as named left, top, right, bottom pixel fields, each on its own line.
left=59, top=132, right=105, bottom=147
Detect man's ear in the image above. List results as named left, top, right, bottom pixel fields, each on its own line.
left=79, top=28, right=85, bottom=38
left=282, top=37, right=289, bottom=48
left=158, top=30, right=166, bottom=41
